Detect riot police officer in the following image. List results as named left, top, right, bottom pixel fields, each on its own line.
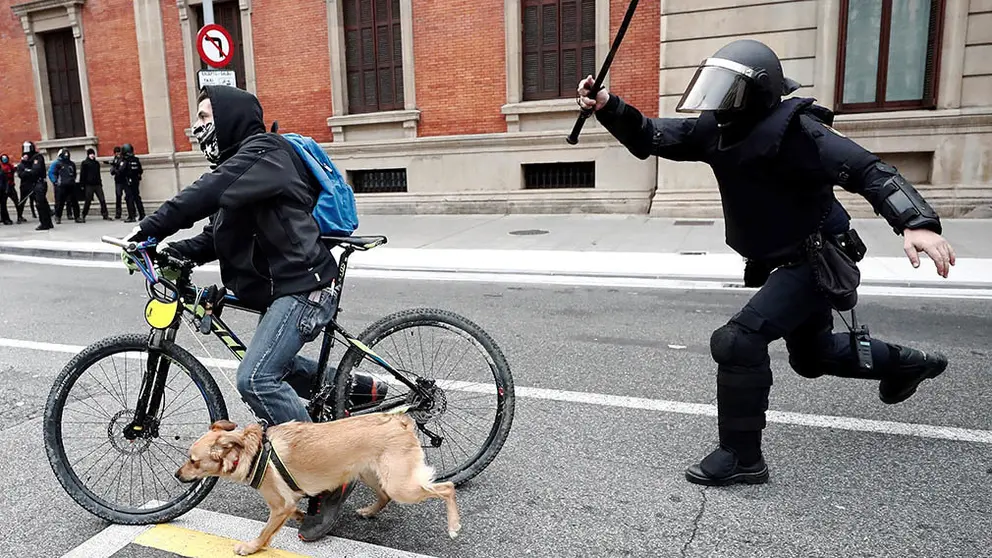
left=17, top=142, right=54, bottom=230
left=578, top=39, right=955, bottom=486
left=118, top=143, right=145, bottom=222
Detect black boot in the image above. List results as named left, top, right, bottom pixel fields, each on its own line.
left=878, top=345, right=948, bottom=404
left=685, top=446, right=769, bottom=486
left=298, top=482, right=355, bottom=542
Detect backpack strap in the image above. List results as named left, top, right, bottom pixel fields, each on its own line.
left=270, top=133, right=321, bottom=201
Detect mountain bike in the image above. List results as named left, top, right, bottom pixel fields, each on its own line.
left=43, top=234, right=515, bottom=525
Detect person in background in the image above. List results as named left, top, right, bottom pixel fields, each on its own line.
left=0, top=153, right=24, bottom=225
left=108, top=146, right=126, bottom=220
left=119, top=143, right=145, bottom=222
left=50, top=149, right=81, bottom=224
left=80, top=148, right=111, bottom=222
left=17, top=141, right=52, bottom=231
left=15, top=153, right=36, bottom=219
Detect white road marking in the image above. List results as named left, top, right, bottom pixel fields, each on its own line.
left=6, top=337, right=992, bottom=445
left=4, top=253, right=992, bottom=300
left=61, top=503, right=436, bottom=558
left=61, top=524, right=152, bottom=558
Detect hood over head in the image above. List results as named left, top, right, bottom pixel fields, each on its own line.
left=203, top=85, right=266, bottom=162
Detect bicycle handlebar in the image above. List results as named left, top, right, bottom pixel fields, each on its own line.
left=101, top=236, right=138, bottom=252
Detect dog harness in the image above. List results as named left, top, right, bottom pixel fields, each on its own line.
left=245, top=432, right=303, bottom=493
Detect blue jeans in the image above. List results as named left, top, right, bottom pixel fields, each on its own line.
left=236, top=287, right=337, bottom=425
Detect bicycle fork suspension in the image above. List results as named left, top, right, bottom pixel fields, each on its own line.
left=124, top=327, right=176, bottom=440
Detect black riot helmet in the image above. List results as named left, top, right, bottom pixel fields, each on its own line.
left=675, top=39, right=800, bottom=124
left=122, top=143, right=134, bottom=157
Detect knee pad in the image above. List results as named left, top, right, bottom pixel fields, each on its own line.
left=788, top=353, right=824, bottom=379
left=710, top=322, right=768, bottom=367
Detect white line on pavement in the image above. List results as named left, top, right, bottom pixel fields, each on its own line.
left=6, top=337, right=992, bottom=446
left=62, top=503, right=436, bottom=558
left=4, top=253, right=992, bottom=300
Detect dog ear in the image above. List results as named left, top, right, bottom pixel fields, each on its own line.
left=217, top=432, right=244, bottom=450
left=210, top=420, right=238, bottom=432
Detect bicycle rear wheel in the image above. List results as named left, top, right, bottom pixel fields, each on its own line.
left=330, top=308, right=514, bottom=486
left=44, top=334, right=228, bottom=525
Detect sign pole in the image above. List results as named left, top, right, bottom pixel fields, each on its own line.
left=203, top=0, right=214, bottom=25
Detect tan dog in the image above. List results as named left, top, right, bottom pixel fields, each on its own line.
left=175, top=411, right=461, bottom=556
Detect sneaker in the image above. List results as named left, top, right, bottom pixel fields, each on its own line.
left=350, top=373, right=388, bottom=407
left=878, top=347, right=948, bottom=404
left=298, top=483, right=356, bottom=542
left=685, top=446, right=769, bottom=487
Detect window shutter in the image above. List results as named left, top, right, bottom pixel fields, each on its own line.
left=343, top=0, right=403, bottom=113
left=44, top=29, right=85, bottom=139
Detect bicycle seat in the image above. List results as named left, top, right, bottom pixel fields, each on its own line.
left=321, top=235, right=387, bottom=251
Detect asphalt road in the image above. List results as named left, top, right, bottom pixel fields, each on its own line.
left=1, top=260, right=990, bottom=557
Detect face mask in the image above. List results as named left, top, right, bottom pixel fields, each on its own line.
left=192, top=121, right=220, bottom=164
left=1, top=157, right=7, bottom=164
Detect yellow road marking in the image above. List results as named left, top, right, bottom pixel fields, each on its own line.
left=133, top=524, right=310, bottom=557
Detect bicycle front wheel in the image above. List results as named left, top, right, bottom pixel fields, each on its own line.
left=330, top=308, right=515, bottom=486
left=44, top=334, right=228, bottom=525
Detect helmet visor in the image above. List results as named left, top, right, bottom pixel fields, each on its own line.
left=675, top=61, right=753, bottom=113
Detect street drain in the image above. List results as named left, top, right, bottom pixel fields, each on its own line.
left=673, top=220, right=715, bottom=226
left=509, top=229, right=549, bottom=236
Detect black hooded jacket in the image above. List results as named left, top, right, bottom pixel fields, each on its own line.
left=135, top=85, right=336, bottom=311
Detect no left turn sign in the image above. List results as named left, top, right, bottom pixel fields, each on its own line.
left=196, top=23, right=235, bottom=69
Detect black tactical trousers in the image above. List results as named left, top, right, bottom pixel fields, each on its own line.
left=55, top=183, right=80, bottom=220
left=33, top=182, right=53, bottom=229
left=711, top=262, right=897, bottom=463
left=125, top=181, right=145, bottom=220
left=20, top=183, right=35, bottom=217
left=114, top=180, right=126, bottom=219
left=82, top=184, right=109, bottom=218
left=1, top=185, right=19, bottom=223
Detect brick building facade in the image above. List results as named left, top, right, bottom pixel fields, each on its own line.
left=2, top=0, right=990, bottom=217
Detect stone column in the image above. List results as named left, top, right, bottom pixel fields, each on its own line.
left=20, top=19, right=52, bottom=142
left=133, top=0, right=176, bottom=154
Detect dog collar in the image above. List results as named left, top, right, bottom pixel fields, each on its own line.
left=246, top=432, right=303, bottom=493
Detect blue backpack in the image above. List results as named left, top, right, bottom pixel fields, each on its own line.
left=281, top=133, right=359, bottom=237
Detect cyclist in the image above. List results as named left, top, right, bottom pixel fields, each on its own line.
left=126, top=85, right=362, bottom=541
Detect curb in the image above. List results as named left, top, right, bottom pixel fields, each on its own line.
left=3, top=244, right=991, bottom=292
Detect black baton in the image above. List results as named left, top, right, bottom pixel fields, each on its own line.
left=566, top=0, right=640, bottom=145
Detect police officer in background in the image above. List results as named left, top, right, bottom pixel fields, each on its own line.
left=118, top=143, right=145, bottom=222
left=578, top=39, right=955, bottom=486
left=16, top=141, right=53, bottom=231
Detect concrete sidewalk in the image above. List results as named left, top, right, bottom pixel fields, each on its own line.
left=0, top=214, right=990, bottom=290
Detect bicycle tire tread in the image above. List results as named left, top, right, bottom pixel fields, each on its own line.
left=43, top=334, right=228, bottom=525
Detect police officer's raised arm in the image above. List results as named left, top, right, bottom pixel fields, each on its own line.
left=577, top=76, right=702, bottom=162
left=800, top=115, right=956, bottom=277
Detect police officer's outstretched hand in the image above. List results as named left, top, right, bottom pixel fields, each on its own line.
left=577, top=75, right=609, bottom=112
left=903, top=228, right=956, bottom=278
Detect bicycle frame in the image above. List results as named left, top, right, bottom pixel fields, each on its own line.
left=106, top=236, right=428, bottom=437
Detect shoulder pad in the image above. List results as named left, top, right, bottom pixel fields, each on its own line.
left=800, top=115, right=878, bottom=187
left=803, top=104, right=835, bottom=126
